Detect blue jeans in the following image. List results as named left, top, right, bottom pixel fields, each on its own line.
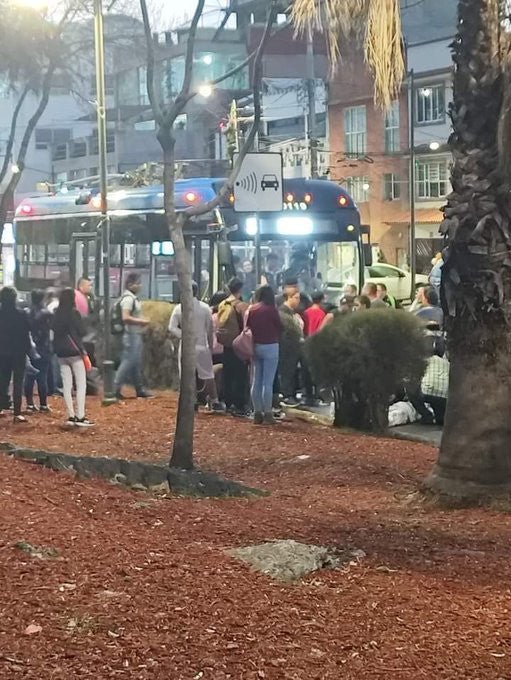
left=114, top=333, right=144, bottom=393
left=24, top=353, right=51, bottom=406
left=251, top=343, right=279, bottom=414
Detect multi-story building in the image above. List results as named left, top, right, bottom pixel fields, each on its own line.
left=1, top=0, right=329, bottom=210
left=328, top=0, right=457, bottom=269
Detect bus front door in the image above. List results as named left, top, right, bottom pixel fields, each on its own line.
left=70, top=233, right=99, bottom=289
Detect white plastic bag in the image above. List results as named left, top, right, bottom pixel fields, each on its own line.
left=388, top=401, right=418, bottom=427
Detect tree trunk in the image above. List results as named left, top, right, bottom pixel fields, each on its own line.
left=426, top=0, right=511, bottom=500
left=333, top=386, right=387, bottom=433
left=428, top=324, right=511, bottom=496
left=161, top=136, right=197, bottom=470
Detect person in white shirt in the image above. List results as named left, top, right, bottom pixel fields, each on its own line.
left=169, top=282, right=224, bottom=413
left=409, top=329, right=449, bottom=425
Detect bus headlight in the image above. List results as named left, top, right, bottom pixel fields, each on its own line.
left=276, top=217, right=313, bottom=236
left=245, top=217, right=258, bottom=236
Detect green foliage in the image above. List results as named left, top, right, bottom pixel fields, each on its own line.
left=305, top=309, right=428, bottom=432
left=141, top=301, right=179, bottom=389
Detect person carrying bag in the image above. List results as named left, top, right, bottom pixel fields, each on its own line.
left=52, top=288, right=94, bottom=428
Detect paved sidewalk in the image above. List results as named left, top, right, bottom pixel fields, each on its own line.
left=391, top=423, right=442, bottom=447
left=288, top=403, right=442, bottom=447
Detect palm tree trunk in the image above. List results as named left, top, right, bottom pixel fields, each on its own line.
left=160, top=135, right=196, bottom=470
left=426, top=0, right=511, bottom=500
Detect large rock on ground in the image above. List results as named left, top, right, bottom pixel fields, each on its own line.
left=228, top=539, right=364, bottom=582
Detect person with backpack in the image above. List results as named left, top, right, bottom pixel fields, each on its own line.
left=24, top=289, right=53, bottom=413
left=113, top=272, right=152, bottom=400
left=216, top=277, right=249, bottom=416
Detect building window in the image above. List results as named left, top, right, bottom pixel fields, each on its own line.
left=35, top=128, right=70, bottom=150
left=138, top=66, right=149, bottom=105
left=384, top=100, right=400, bottom=153
left=345, top=176, right=369, bottom=203
left=344, top=105, right=367, bottom=155
left=384, top=173, right=401, bottom=200
left=416, top=84, right=445, bottom=124
left=69, top=168, right=88, bottom=181
left=416, top=159, right=449, bottom=198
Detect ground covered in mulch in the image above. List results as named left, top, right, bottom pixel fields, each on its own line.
left=1, top=392, right=511, bottom=678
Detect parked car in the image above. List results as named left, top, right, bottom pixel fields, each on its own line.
left=365, top=263, right=428, bottom=302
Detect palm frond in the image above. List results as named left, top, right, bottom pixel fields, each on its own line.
left=292, top=0, right=405, bottom=108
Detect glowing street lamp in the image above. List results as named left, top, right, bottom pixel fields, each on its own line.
left=429, top=141, right=440, bottom=151
left=198, top=83, right=213, bottom=98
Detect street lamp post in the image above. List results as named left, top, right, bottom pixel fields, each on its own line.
left=93, top=0, right=115, bottom=402
left=408, top=69, right=417, bottom=300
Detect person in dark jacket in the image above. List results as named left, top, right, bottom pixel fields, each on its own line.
left=278, top=287, right=304, bottom=407
left=52, top=288, right=94, bottom=427
left=0, top=286, right=31, bottom=422
left=24, top=289, right=53, bottom=412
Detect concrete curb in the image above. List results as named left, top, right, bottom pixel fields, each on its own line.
left=0, top=442, right=267, bottom=498
left=284, top=407, right=333, bottom=427
left=387, top=430, right=440, bottom=447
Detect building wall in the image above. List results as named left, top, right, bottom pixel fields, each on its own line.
left=0, top=89, right=94, bottom=199
left=327, top=28, right=456, bottom=265
left=328, top=45, right=411, bottom=264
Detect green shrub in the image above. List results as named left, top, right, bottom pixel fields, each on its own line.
left=142, top=300, right=179, bottom=389
left=305, top=309, right=427, bottom=432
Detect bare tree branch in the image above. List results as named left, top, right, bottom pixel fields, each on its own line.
left=177, top=0, right=206, bottom=100
left=185, top=2, right=278, bottom=218
left=181, top=21, right=290, bottom=108
left=139, top=0, right=165, bottom=125
left=0, top=82, right=30, bottom=188
left=165, top=0, right=206, bottom=124
left=0, top=62, right=57, bottom=227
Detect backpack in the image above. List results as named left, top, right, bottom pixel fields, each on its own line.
left=110, top=294, right=134, bottom=336
left=216, top=298, right=243, bottom=347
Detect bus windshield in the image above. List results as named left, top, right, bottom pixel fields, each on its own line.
left=229, top=240, right=361, bottom=303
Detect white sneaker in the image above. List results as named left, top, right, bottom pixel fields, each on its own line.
left=75, top=417, right=94, bottom=428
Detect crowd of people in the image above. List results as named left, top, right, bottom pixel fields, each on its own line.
left=0, top=283, right=95, bottom=426
left=0, top=251, right=447, bottom=429
left=0, top=271, right=155, bottom=427
left=167, top=257, right=448, bottom=427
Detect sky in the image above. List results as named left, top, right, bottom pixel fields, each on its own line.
left=158, top=1, right=230, bottom=30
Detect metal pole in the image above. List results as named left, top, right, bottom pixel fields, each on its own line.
left=306, top=30, right=318, bottom=179
left=94, top=0, right=115, bottom=402
left=408, top=69, right=417, bottom=300
left=252, top=71, right=261, bottom=287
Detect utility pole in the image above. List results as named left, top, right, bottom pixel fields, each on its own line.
left=408, top=69, right=417, bottom=300
left=94, top=0, right=115, bottom=402
left=306, top=30, right=318, bottom=179
left=252, top=39, right=262, bottom=285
